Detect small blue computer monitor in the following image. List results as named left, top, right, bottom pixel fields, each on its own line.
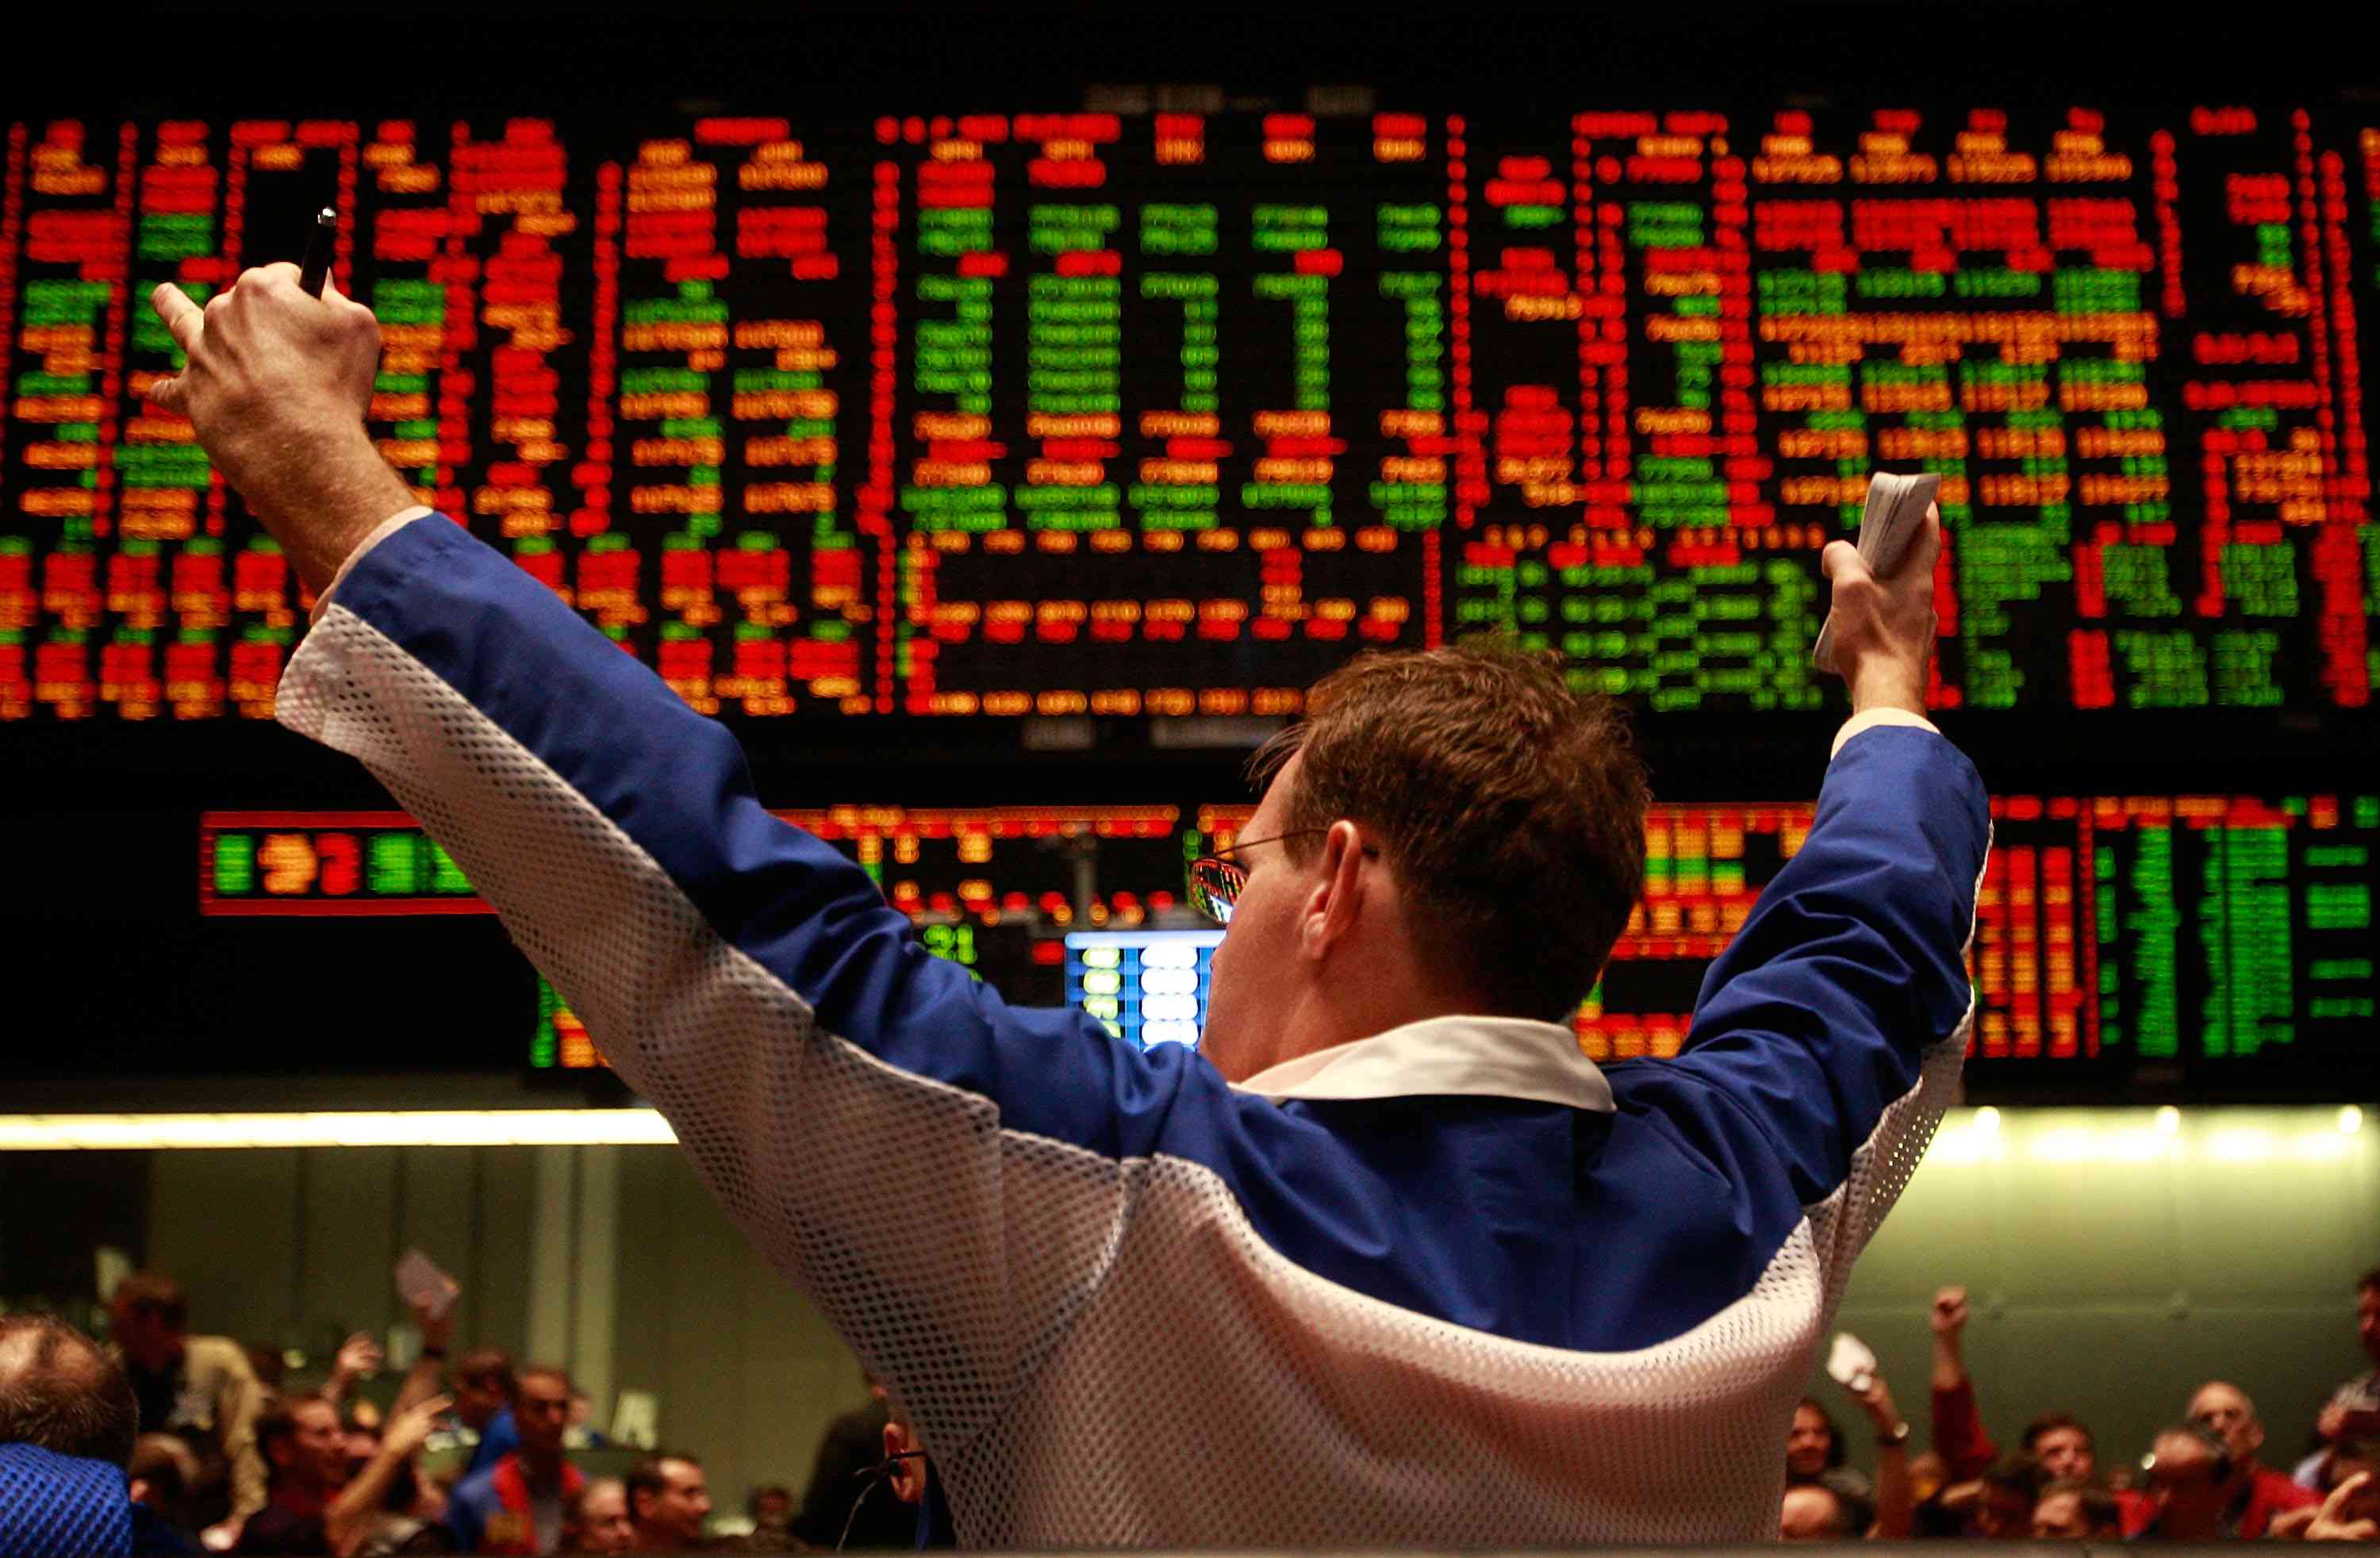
left=1063, top=928, right=1223, bottom=1049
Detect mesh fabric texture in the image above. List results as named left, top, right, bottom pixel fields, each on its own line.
left=281, top=604, right=1979, bottom=1546
left=0, top=1445, right=134, bottom=1557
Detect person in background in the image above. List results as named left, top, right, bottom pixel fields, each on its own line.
left=109, top=1274, right=270, bottom=1552
left=626, top=1455, right=712, bottom=1553
left=237, top=1391, right=449, bottom=1556
left=130, top=1433, right=201, bottom=1544
left=2132, top=1422, right=2236, bottom=1541
left=562, top=1395, right=607, bottom=1452
left=2032, top=1479, right=2123, bottom=1540
left=389, top=1298, right=519, bottom=1486
left=1777, top=1483, right=1853, bottom=1542
left=2298, top=1269, right=2380, bottom=1491
left=447, top=1353, right=521, bottom=1482
left=1926, top=1285, right=2102, bottom=1485
left=1849, top=1368, right=1914, bottom=1539
left=741, top=1487, right=793, bottom=1552
left=1972, top=1453, right=2040, bottom=1539
left=560, top=1481, right=632, bottom=1556
left=0, top=1311, right=159, bottom=1556
left=445, top=1367, right=581, bottom=1556
left=793, top=1378, right=909, bottom=1551
left=878, top=1414, right=950, bottom=1550
left=2272, top=1443, right=2380, bottom=1542
left=2184, top=1379, right=2318, bottom=1537
left=1783, top=1396, right=1874, bottom=1533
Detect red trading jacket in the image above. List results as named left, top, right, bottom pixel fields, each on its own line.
left=2122, top=1466, right=2319, bottom=1540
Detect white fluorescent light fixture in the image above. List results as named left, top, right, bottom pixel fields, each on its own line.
left=0, top=1111, right=678, bottom=1150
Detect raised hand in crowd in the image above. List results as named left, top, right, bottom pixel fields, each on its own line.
left=1844, top=1368, right=1915, bottom=1540
left=1930, top=1284, right=1970, bottom=1388
left=324, top=1393, right=451, bottom=1558
left=2272, top=1471, right=2379, bottom=1543
left=390, top=1292, right=457, bottom=1422
left=322, top=1331, right=383, bottom=1408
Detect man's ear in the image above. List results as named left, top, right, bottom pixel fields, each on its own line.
left=1299, top=820, right=1367, bottom=963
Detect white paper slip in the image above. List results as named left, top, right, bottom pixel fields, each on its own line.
left=1812, top=470, right=1941, bottom=674
left=395, top=1247, right=461, bottom=1322
left=1825, top=1330, right=1878, bottom=1395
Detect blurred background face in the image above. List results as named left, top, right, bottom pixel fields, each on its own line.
left=1785, top=1404, right=1833, bottom=1479
left=643, top=1460, right=711, bottom=1545
left=2032, top=1425, right=2094, bottom=1483
left=454, top=1372, right=509, bottom=1429
left=575, top=1483, right=633, bottom=1554
left=1779, top=1485, right=1844, bottom=1541
left=2148, top=1436, right=2226, bottom=1534
left=1977, top=1483, right=2034, bottom=1539
left=279, top=1399, right=347, bottom=1492
left=2189, top=1384, right=2261, bottom=1464
left=2359, top=1285, right=2379, bottom=1364
left=2032, top=1490, right=2090, bottom=1539
left=109, top=1303, right=186, bottom=1373
left=516, top=1374, right=570, bottom=1457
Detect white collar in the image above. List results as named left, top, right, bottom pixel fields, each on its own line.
left=1229, top=1014, right=1614, bottom=1113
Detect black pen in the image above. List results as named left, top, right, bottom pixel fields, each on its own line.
left=299, top=206, right=335, bottom=297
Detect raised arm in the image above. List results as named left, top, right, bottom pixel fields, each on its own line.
left=387, top=1296, right=454, bottom=1427
left=1667, top=502, right=1988, bottom=1256
left=149, top=270, right=1217, bottom=1468
left=325, top=1395, right=449, bottom=1558
left=1929, top=1285, right=2000, bottom=1479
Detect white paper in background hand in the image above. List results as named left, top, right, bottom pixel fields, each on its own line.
left=394, top=1247, right=460, bottom=1322
left=1825, top=1331, right=1878, bottom=1395
left=1812, top=470, right=1943, bottom=674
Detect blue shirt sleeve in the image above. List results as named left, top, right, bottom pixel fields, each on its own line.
left=1664, top=724, right=1990, bottom=1209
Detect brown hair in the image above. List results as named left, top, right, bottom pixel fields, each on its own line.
left=1253, top=642, right=1649, bottom=1022
left=0, top=1313, right=139, bottom=1467
left=2022, top=1411, right=2094, bottom=1452
left=256, top=1390, right=336, bottom=1483
left=454, top=1346, right=518, bottom=1401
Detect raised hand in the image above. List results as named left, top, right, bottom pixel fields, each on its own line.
left=335, top=1330, right=384, bottom=1382
left=146, top=266, right=412, bottom=594
left=2300, top=1472, right=2379, bottom=1542
left=1820, top=501, right=1941, bottom=717
left=384, top=1393, right=455, bottom=1462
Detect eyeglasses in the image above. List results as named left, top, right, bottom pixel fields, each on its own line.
left=1185, top=829, right=1379, bottom=926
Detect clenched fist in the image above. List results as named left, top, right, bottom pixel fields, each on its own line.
left=148, top=264, right=412, bottom=595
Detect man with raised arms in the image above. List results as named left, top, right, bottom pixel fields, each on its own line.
left=149, top=264, right=1986, bottom=1545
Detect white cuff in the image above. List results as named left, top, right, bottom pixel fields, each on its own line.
left=308, top=506, right=435, bottom=624
left=1830, top=706, right=1940, bottom=760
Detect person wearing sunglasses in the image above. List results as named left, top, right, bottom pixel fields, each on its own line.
left=148, top=267, right=1986, bottom=1546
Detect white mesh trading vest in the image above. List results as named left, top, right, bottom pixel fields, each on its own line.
left=277, top=512, right=1991, bottom=1546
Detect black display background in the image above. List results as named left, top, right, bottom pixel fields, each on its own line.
left=1, top=7, right=2373, bottom=1103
